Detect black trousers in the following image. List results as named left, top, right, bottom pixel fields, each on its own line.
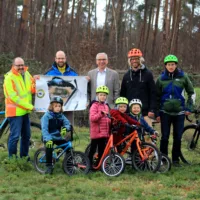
left=88, top=138, right=107, bottom=166
left=45, top=140, right=66, bottom=166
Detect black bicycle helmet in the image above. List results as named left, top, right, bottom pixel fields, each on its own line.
left=50, top=96, right=63, bottom=106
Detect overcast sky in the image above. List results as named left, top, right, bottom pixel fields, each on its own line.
left=96, top=0, right=144, bottom=26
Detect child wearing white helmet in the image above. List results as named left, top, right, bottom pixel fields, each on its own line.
left=129, top=99, right=158, bottom=138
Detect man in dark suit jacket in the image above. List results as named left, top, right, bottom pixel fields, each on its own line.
left=87, top=53, right=120, bottom=108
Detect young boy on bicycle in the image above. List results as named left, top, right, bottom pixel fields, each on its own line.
left=41, top=96, right=71, bottom=174
left=129, top=99, right=158, bottom=137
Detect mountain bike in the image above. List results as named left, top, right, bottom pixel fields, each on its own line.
left=180, top=109, right=200, bottom=164
left=34, top=126, right=90, bottom=175
left=0, top=111, right=41, bottom=149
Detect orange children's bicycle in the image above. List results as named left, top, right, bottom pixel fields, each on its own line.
left=114, top=125, right=161, bottom=173
left=86, top=125, right=161, bottom=173
left=87, top=116, right=125, bottom=177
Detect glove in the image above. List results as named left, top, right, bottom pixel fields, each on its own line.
left=46, top=140, right=53, bottom=148
left=154, top=131, right=159, bottom=137
left=61, top=127, right=67, bottom=137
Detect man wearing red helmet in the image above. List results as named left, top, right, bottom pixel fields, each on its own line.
left=120, top=48, right=156, bottom=125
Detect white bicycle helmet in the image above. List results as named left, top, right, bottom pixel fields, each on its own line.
left=129, top=99, right=142, bottom=108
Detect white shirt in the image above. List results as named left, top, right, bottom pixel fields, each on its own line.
left=96, top=68, right=106, bottom=88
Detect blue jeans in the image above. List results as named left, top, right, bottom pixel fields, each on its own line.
left=160, top=112, right=185, bottom=162
left=8, top=114, right=31, bottom=158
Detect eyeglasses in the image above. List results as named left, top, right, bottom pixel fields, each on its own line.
left=14, top=64, right=25, bottom=67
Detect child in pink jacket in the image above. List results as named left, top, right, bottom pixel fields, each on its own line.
left=88, top=85, right=111, bottom=167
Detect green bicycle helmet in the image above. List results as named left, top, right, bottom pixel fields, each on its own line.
left=164, top=55, right=178, bottom=64
left=115, top=97, right=128, bottom=105
left=50, top=96, right=63, bottom=106
left=96, top=86, right=109, bottom=94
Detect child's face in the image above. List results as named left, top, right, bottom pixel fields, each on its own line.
left=52, top=103, right=62, bottom=113
left=131, top=104, right=141, bottom=115
left=118, top=104, right=127, bottom=113
left=97, top=93, right=107, bottom=102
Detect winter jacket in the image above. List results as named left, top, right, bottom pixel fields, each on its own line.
left=3, top=66, right=35, bottom=117
left=89, top=101, right=111, bottom=139
left=156, top=68, right=194, bottom=116
left=45, top=62, right=78, bottom=76
left=120, top=65, right=156, bottom=116
left=110, top=109, right=140, bottom=144
left=41, top=111, right=71, bottom=142
left=129, top=113, right=155, bottom=135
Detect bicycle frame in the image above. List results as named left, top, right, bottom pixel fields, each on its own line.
left=93, top=133, right=115, bottom=170
left=0, top=111, right=9, bottom=137
left=39, top=141, right=73, bottom=163
left=114, top=129, right=151, bottom=162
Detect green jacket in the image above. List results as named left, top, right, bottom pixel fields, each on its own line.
left=156, top=68, right=194, bottom=116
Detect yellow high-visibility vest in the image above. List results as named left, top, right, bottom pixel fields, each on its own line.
left=3, top=66, right=35, bottom=117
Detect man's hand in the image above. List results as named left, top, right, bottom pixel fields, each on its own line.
left=46, top=140, right=53, bottom=148
left=33, top=75, right=40, bottom=80
left=86, top=76, right=90, bottom=82
left=148, top=112, right=155, bottom=118
left=185, top=111, right=191, bottom=116
left=61, top=127, right=67, bottom=137
left=156, top=116, right=160, bottom=123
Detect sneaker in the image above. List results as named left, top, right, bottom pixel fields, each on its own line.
left=125, top=157, right=132, bottom=165
left=45, top=166, right=54, bottom=174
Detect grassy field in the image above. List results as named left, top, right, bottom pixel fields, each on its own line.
left=0, top=86, right=200, bottom=200
left=0, top=124, right=200, bottom=200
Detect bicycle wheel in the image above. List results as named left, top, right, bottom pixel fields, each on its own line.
left=158, top=153, right=171, bottom=173
left=180, top=124, right=200, bottom=164
left=132, top=142, right=161, bottom=173
left=62, top=150, right=90, bottom=175
left=7, top=121, right=41, bottom=149
left=33, top=147, right=47, bottom=174
left=101, top=152, right=125, bottom=177
left=34, top=147, right=56, bottom=174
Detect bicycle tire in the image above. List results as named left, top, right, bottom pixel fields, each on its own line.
left=33, top=147, right=47, bottom=174
left=157, top=153, right=171, bottom=173
left=101, top=152, right=125, bottom=177
left=180, top=124, right=200, bottom=164
left=7, top=121, right=41, bottom=149
left=62, top=151, right=90, bottom=175
left=132, top=142, right=161, bottom=173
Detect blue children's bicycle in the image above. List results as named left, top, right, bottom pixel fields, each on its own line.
left=33, top=127, right=90, bottom=175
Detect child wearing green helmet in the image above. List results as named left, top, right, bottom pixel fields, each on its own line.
left=156, top=54, right=194, bottom=167
left=110, top=97, right=140, bottom=145
left=88, top=85, right=111, bottom=168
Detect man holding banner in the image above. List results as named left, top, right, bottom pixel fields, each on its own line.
left=45, top=51, right=78, bottom=124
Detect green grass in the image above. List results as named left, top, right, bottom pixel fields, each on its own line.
left=0, top=126, right=200, bottom=200
left=0, top=87, right=200, bottom=200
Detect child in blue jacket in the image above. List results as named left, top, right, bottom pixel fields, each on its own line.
left=41, top=96, right=71, bottom=174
